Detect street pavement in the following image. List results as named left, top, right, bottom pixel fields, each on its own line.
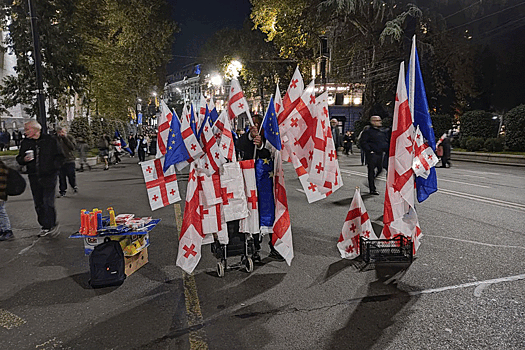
left=0, top=151, right=524, bottom=350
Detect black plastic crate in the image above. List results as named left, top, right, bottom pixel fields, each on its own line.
left=360, top=235, right=413, bottom=263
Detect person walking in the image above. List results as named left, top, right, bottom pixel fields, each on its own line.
left=343, top=131, right=353, bottom=155
left=16, top=120, right=64, bottom=237
left=360, top=116, right=390, bottom=195
left=330, top=118, right=342, bottom=155
left=12, top=130, right=21, bottom=149
left=440, top=134, right=452, bottom=168
left=128, top=135, right=137, bottom=157
left=97, top=133, right=110, bottom=170
left=137, top=135, right=148, bottom=162
left=56, top=127, right=77, bottom=197
left=0, top=129, right=9, bottom=151
left=77, top=137, right=91, bottom=172
left=0, top=160, right=13, bottom=241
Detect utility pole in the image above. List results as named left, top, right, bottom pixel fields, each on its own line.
left=28, top=0, right=47, bottom=133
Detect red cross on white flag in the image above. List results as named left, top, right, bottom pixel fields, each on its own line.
left=228, top=78, right=253, bottom=125
left=141, top=157, right=181, bottom=211
left=213, top=110, right=236, bottom=162
left=181, top=104, right=204, bottom=164
left=337, top=188, right=376, bottom=259
left=271, top=151, right=294, bottom=265
left=239, top=159, right=260, bottom=234
left=382, top=62, right=422, bottom=253
left=176, top=162, right=205, bottom=274
left=156, top=99, right=173, bottom=158
left=412, top=125, right=439, bottom=179
left=220, top=162, right=249, bottom=222
left=279, top=66, right=304, bottom=124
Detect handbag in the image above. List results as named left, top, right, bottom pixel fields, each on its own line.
left=7, top=167, right=26, bottom=196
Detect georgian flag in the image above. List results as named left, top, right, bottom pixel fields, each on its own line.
left=337, top=188, right=376, bottom=259
left=198, top=112, right=226, bottom=176
left=280, top=80, right=316, bottom=171
left=412, top=125, right=439, bottom=179
left=156, top=99, right=173, bottom=158
left=308, top=91, right=342, bottom=195
left=228, top=78, right=253, bottom=125
left=141, top=157, right=181, bottom=211
left=239, top=159, right=260, bottom=234
left=381, top=62, right=422, bottom=254
left=279, top=66, right=304, bottom=124
left=213, top=110, right=236, bottom=161
left=181, top=104, right=204, bottom=163
left=220, top=162, right=249, bottom=222
left=176, top=162, right=205, bottom=274
left=272, top=151, right=294, bottom=265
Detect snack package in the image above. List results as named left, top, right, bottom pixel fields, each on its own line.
left=115, top=214, right=134, bottom=225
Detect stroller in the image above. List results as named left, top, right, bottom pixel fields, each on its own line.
left=211, top=220, right=258, bottom=277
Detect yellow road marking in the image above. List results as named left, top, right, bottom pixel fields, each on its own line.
left=174, top=203, right=208, bottom=350
left=0, top=308, right=26, bottom=329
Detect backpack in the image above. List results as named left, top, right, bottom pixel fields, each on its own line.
left=6, top=166, right=26, bottom=196
left=89, top=237, right=126, bottom=288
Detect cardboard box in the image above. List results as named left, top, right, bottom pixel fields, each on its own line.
left=125, top=247, right=148, bottom=276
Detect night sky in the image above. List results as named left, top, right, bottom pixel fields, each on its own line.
left=167, top=0, right=252, bottom=73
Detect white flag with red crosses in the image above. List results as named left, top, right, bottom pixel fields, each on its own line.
left=177, top=162, right=205, bottom=274
left=220, top=162, right=249, bottom=222
left=412, top=125, right=439, bottom=179
left=156, top=99, right=173, bottom=158
left=337, top=188, right=376, bottom=259
left=228, top=78, right=253, bottom=125
left=141, top=157, right=181, bottom=211
left=239, top=159, right=260, bottom=234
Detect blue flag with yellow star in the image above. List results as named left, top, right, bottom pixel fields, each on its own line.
left=262, top=96, right=282, bottom=150
left=163, top=110, right=189, bottom=172
left=255, top=158, right=275, bottom=227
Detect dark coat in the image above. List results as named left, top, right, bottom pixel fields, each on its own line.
left=16, top=133, right=65, bottom=177
left=236, top=132, right=271, bottom=160
left=360, top=126, right=390, bottom=154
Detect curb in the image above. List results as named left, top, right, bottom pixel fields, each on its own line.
left=451, top=151, right=525, bottom=167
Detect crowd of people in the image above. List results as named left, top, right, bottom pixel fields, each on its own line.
left=0, top=120, right=160, bottom=241
left=0, top=116, right=453, bottom=242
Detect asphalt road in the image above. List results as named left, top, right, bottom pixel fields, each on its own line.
left=0, top=152, right=524, bottom=350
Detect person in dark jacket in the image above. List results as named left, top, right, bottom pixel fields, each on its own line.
left=236, top=115, right=283, bottom=261
left=137, top=135, right=148, bottom=162
left=440, top=135, right=452, bottom=168
left=56, top=127, right=77, bottom=197
left=360, top=116, right=390, bottom=195
left=16, top=120, right=64, bottom=237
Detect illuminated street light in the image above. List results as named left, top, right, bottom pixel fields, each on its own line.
left=211, top=74, right=223, bottom=86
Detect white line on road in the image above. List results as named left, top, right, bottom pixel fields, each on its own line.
left=426, top=234, right=525, bottom=250
left=438, top=178, right=491, bottom=188
left=473, top=283, right=491, bottom=297
left=409, top=274, right=525, bottom=296
left=438, top=188, right=525, bottom=211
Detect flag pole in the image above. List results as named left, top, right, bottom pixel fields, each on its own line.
left=253, top=94, right=274, bottom=159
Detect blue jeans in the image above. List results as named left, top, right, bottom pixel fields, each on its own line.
left=0, top=200, right=11, bottom=232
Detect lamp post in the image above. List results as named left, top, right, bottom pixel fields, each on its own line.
left=28, top=0, right=47, bottom=133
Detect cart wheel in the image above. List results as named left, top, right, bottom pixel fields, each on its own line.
left=217, top=261, right=225, bottom=277
left=245, top=256, right=253, bottom=273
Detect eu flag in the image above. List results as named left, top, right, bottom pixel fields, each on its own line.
left=197, top=105, right=209, bottom=140
left=406, top=36, right=437, bottom=203
left=262, top=96, right=282, bottom=150
left=163, top=110, right=189, bottom=172
left=190, top=104, right=198, bottom=137
left=255, top=158, right=275, bottom=227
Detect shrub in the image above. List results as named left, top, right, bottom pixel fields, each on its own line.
left=69, top=117, right=92, bottom=146
left=504, top=104, right=525, bottom=151
left=460, top=110, right=499, bottom=138
left=484, top=138, right=505, bottom=152
left=465, top=136, right=485, bottom=151
left=431, top=114, right=454, bottom=140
